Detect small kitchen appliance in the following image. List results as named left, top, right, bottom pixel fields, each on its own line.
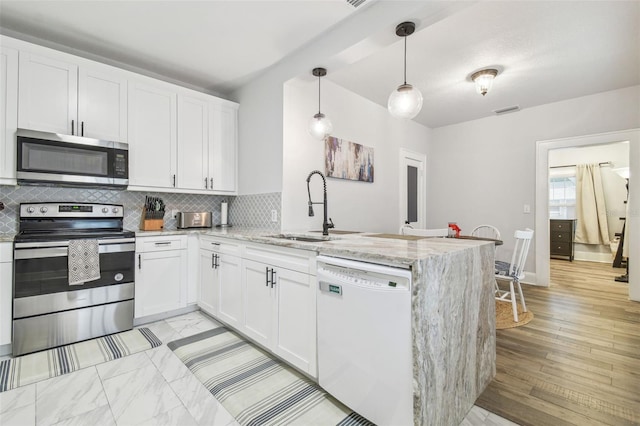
left=12, top=202, right=135, bottom=356
left=177, top=212, right=212, bottom=229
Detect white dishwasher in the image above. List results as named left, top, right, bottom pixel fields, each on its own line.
left=316, top=255, right=413, bottom=426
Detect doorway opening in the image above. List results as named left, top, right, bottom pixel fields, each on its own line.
left=535, top=129, right=639, bottom=301
left=399, top=149, right=426, bottom=229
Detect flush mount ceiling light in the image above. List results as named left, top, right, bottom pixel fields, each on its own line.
left=308, top=67, right=333, bottom=140
left=388, top=21, right=423, bottom=119
left=471, top=68, right=498, bottom=96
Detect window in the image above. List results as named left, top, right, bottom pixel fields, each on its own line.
left=549, top=174, right=576, bottom=219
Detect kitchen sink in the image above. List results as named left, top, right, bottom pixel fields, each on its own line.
left=268, top=234, right=329, bottom=243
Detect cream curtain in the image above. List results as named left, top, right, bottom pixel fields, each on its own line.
left=575, top=163, right=610, bottom=245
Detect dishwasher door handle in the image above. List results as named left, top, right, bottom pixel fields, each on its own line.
left=319, top=281, right=342, bottom=295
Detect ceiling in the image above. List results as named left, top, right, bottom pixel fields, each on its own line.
left=1, top=1, right=638, bottom=128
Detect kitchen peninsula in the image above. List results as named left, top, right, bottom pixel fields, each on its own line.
left=146, top=228, right=497, bottom=425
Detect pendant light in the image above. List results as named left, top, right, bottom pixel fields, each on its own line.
left=388, top=22, right=423, bottom=119
left=308, top=67, right=333, bottom=140
left=471, top=68, right=498, bottom=96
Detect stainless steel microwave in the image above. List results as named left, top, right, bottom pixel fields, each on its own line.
left=16, top=129, right=129, bottom=189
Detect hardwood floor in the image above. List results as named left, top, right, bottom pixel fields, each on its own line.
left=476, top=259, right=640, bottom=426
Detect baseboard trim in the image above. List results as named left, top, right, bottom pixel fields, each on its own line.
left=522, top=271, right=541, bottom=286
left=574, top=252, right=614, bottom=263
left=0, top=343, right=12, bottom=357
left=133, top=304, right=198, bottom=327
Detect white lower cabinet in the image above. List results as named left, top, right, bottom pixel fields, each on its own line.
left=198, top=236, right=242, bottom=325
left=135, top=236, right=187, bottom=318
left=272, top=267, right=316, bottom=374
left=0, top=242, right=13, bottom=347
left=240, top=243, right=317, bottom=376
left=199, top=247, right=218, bottom=316
left=216, top=253, right=243, bottom=329
left=196, top=236, right=317, bottom=377
left=242, top=259, right=276, bottom=347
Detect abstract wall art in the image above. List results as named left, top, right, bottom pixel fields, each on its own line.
left=325, top=136, right=374, bottom=183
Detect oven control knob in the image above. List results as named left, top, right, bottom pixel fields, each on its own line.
left=112, top=207, right=119, bottom=214
left=40, top=206, right=48, bottom=213
left=102, top=207, right=109, bottom=214
left=26, top=206, right=35, bottom=214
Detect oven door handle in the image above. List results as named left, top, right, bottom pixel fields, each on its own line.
left=13, top=238, right=135, bottom=249
left=14, top=243, right=135, bottom=259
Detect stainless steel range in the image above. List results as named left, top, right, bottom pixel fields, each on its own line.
left=12, top=202, right=135, bottom=356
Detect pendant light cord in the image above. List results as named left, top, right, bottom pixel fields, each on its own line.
left=403, top=35, right=407, bottom=85
left=318, top=74, right=321, bottom=115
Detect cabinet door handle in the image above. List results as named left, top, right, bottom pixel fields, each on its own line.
left=265, top=267, right=271, bottom=287
left=154, top=241, right=171, bottom=246
left=210, top=242, right=220, bottom=246
left=71, top=119, right=75, bottom=135
left=271, top=270, right=277, bottom=288
left=138, top=254, right=141, bottom=269
left=215, top=254, right=220, bottom=269
left=205, top=178, right=208, bottom=189
left=172, top=174, right=176, bottom=187
left=212, top=252, right=215, bottom=268
left=81, top=121, right=84, bottom=136
left=210, top=178, right=213, bottom=189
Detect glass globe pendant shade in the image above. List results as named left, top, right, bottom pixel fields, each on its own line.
left=388, top=83, right=423, bottom=119
left=308, top=112, right=333, bottom=140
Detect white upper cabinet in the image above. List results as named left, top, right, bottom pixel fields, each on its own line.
left=177, top=94, right=209, bottom=191
left=18, top=52, right=78, bottom=135
left=0, top=46, right=18, bottom=184
left=4, top=35, right=237, bottom=193
left=78, top=67, right=128, bottom=142
left=128, top=80, right=177, bottom=188
left=210, top=103, right=238, bottom=193
left=18, top=51, right=127, bottom=142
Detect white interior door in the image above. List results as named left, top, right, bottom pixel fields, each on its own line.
left=400, top=149, right=426, bottom=228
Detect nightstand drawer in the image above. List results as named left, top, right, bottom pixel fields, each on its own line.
left=550, top=241, right=572, bottom=256
left=551, top=231, right=572, bottom=243
left=550, top=220, right=573, bottom=232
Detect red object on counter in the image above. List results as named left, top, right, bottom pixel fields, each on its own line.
left=448, top=223, right=461, bottom=238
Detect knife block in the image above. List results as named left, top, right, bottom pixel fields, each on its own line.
left=140, top=207, right=164, bottom=231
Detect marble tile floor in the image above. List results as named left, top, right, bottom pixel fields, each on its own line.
left=0, top=311, right=517, bottom=426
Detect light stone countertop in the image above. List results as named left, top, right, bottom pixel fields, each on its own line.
left=134, top=227, right=493, bottom=268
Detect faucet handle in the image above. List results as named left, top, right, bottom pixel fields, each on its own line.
left=328, top=218, right=335, bottom=229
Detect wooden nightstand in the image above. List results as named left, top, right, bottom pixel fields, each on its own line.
left=550, top=219, right=576, bottom=261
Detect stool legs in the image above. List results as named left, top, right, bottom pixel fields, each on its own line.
left=509, top=280, right=519, bottom=322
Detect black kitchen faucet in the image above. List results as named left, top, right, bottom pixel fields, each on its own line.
left=306, top=170, right=334, bottom=236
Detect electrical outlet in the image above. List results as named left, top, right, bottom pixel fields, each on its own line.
left=271, top=210, right=278, bottom=222
left=523, top=204, right=531, bottom=214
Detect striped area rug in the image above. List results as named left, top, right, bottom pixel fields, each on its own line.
left=168, top=327, right=374, bottom=426
left=0, top=327, right=161, bottom=392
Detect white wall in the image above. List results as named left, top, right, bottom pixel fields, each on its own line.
left=429, top=85, right=640, bottom=277
left=549, top=142, right=629, bottom=262
left=233, top=74, right=285, bottom=195
left=282, top=78, right=430, bottom=233
left=230, top=1, right=473, bottom=196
